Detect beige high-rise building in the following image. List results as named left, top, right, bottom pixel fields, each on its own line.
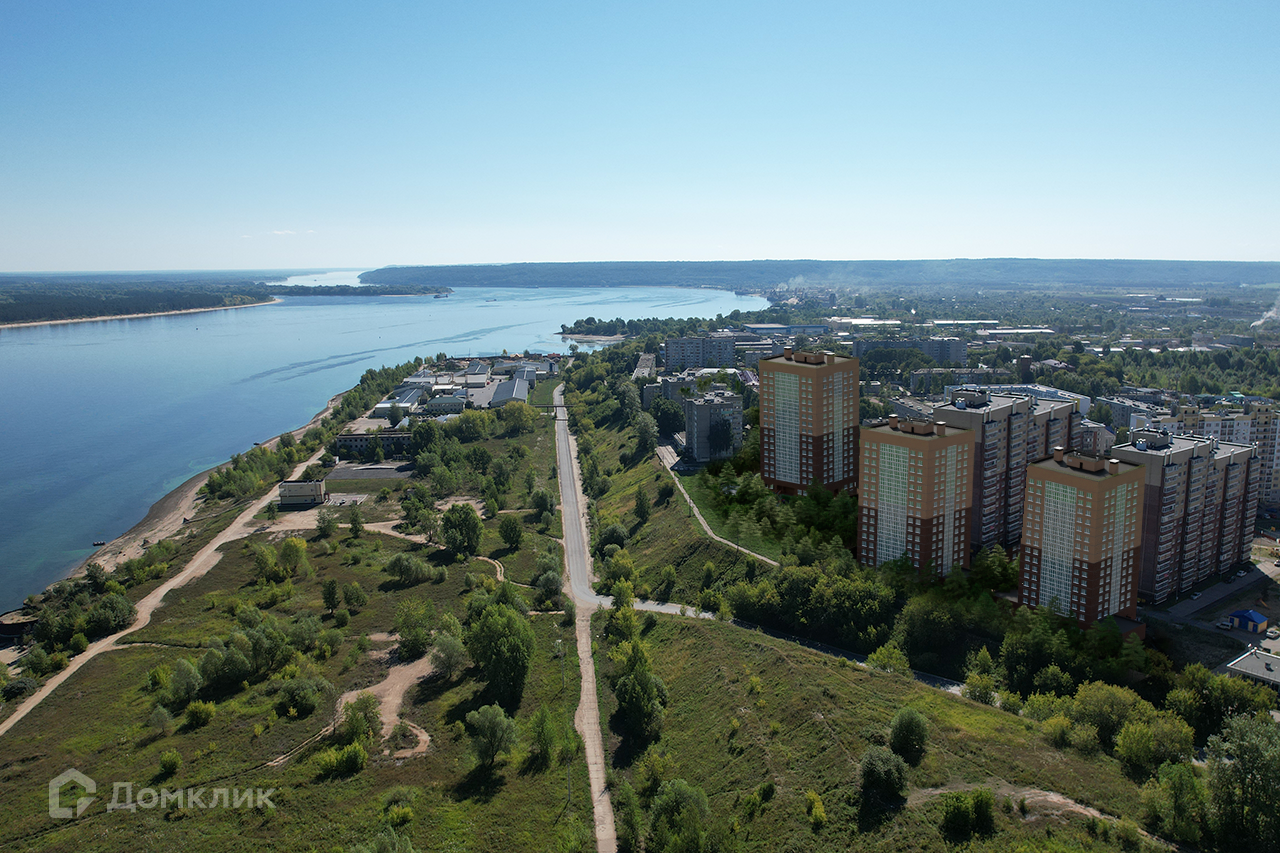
left=859, top=416, right=975, bottom=577
left=1019, top=449, right=1145, bottom=628
left=758, top=348, right=859, bottom=495
left=1110, top=428, right=1260, bottom=603
left=1157, top=402, right=1280, bottom=505
left=928, top=388, right=1081, bottom=551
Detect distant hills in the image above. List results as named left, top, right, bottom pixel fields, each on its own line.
left=360, top=259, right=1280, bottom=290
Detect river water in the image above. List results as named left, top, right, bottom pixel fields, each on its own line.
left=0, top=283, right=766, bottom=611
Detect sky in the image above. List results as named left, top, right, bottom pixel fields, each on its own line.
left=1, top=1, right=1277, bottom=271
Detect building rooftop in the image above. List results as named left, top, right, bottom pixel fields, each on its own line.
left=760, top=348, right=855, bottom=368
left=1226, top=648, right=1280, bottom=687
left=1029, top=449, right=1141, bottom=479
left=864, top=416, right=971, bottom=440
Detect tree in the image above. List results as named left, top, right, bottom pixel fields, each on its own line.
left=442, top=502, right=483, bottom=557
left=500, top=401, right=538, bottom=435
left=499, top=515, right=523, bottom=550
left=466, top=703, right=516, bottom=767
left=650, top=398, right=685, bottom=437
left=316, top=507, right=339, bottom=538
left=348, top=505, right=364, bottom=538
left=341, top=692, right=382, bottom=745
left=465, top=604, right=535, bottom=707
left=633, top=483, right=651, bottom=525
left=431, top=633, right=468, bottom=680
left=265, top=501, right=279, bottom=521
left=1207, top=714, right=1280, bottom=848
left=646, top=779, right=709, bottom=853
left=418, top=507, right=440, bottom=544
left=279, top=536, right=308, bottom=575
left=322, top=578, right=339, bottom=615
left=867, top=641, right=911, bottom=675
left=528, top=706, right=557, bottom=769
left=889, top=707, right=929, bottom=766
left=531, top=488, right=557, bottom=516
left=632, top=412, right=658, bottom=461
left=343, top=581, right=368, bottom=611
left=860, top=745, right=908, bottom=804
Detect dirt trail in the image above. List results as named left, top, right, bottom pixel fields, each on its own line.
left=267, top=636, right=435, bottom=767
left=909, top=781, right=1108, bottom=822
left=0, top=447, right=326, bottom=742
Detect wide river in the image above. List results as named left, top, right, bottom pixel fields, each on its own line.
left=0, top=281, right=766, bottom=612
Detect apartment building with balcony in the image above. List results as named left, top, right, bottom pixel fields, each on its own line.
left=758, top=348, right=859, bottom=495
left=1110, top=428, right=1260, bottom=603
left=858, top=416, right=974, bottom=578
left=1019, top=449, right=1145, bottom=627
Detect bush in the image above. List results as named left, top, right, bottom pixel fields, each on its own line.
left=386, top=804, right=414, bottom=826
left=69, top=633, right=89, bottom=655
left=2, top=676, right=37, bottom=700
left=148, top=705, right=173, bottom=736
left=185, top=700, right=216, bottom=728
left=860, top=745, right=908, bottom=804
left=334, top=608, right=350, bottom=628
left=971, top=787, right=996, bottom=834
left=159, top=748, right=182, bottom=778
left=336, top=741, right=368, bottom=775
left=1043, top=714, right=1072, bottom=748
left=805, top=790, right=826, bottom=829
left=889, top=707, right=928, bottom=766
left=940, top=791, right=973, bottom=836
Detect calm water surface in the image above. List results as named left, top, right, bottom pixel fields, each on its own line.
left=0, top=285, right=766, bottom=610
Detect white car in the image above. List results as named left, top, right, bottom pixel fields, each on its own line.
left=1217, top=621, right=1234, bottom=630
left=1190, top=592, right=1203, bottom=600
left=1268, top=628, right=1279, bottom=640
left=1236, top=569, right=1249, bottom=577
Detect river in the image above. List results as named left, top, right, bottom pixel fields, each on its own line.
left=0, top=282, right=766, bottom=611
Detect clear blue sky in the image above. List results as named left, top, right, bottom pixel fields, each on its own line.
left=2, top=1, right=1276, bottom=271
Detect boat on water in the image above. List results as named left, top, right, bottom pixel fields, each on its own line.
left=92, top=541, right=106, bottom=547
left=434, top=293, right=448, bottom=299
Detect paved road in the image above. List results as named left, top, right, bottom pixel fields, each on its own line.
left=553, top=387, right=617, bottom=853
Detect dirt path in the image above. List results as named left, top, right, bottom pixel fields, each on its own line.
left=909, top=781, right=1108, bottom=822
left=655, top=445, right=778, bottom=568
left=267, top=636, right=435, bottom=767
left=0, top=447, right=326, bottom=742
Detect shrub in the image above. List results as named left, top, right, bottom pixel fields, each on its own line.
left=971, top=787, right=996, bottom=834
left=159, top=748, right=182, bottom=778
left=889, top=707, right=928, bottom=766
left=940, top=791, right=973, bottom=836
left=386, top=804, right=414, bottom=826
left=69, top=633, right=89, bottom=655
left=860, top=745, right=908, bottom=804
left=148, top=705, right=173, bottom=736
left=336, top=741, right=368, bottom=775
left=1071, top=722, right=1100, bottom=755
left=334, top=608, right=350, bottom=628
left=2, top=676, right=37, bottom=700
left=185, top=700, right=216, bottom=728
left=805, top=790, right=826, bottom=829
left=1043, top=714, right=1072, bottom=748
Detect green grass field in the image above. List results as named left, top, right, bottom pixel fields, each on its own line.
left=596, top=612, right=1151, bottom=852
left=676, top=467, right=784, bottom=562
left=0, top=529, right=592, bottom=852
left=586, top=426, right=769, bottom=604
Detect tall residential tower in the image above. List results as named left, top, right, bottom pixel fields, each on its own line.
left=859, top=416, right=975, bottom=577
left=758, top=348, right=859, bottom=495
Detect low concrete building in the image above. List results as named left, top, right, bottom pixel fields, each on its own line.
left=1226, top=648, right=1280, bottom=691
left=424, top=393, right=466, bottom=414
left=491, top=377, right=530, bottom=407
left=278, top=480, right=328, bottom=508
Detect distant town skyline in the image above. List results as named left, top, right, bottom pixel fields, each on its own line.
left=2, top=2, right=1277, bottom=271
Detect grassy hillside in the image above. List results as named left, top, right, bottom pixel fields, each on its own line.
left=598, top=613, right=1153, bottom=852
left=0, top=529, right=591, bottom=852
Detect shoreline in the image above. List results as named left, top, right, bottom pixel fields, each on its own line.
left=3, top=389, right=347, bottom=619
left=0, top=297, right=283, bottom=331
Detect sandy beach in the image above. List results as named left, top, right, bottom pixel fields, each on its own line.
left=0, top=297, right=282, bottom=331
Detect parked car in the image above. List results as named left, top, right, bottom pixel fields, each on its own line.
left=1267, top=628, right=1280, bottom=640
left=1190, top=591, right=1203, bottom=600
left=1236, top=569, right=1249, bottom=577
left=1217, top=621, right=1234, bottom=630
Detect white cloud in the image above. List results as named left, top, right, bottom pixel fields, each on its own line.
left=270, top=230, right=296, bottom=236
